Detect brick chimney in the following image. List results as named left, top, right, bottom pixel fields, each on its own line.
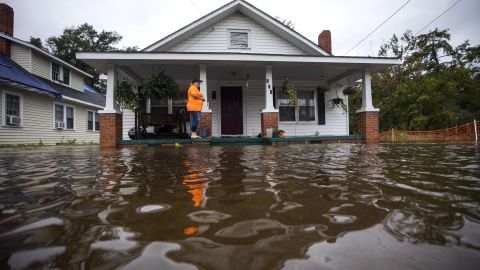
left=318, top=30, right=331, bottom=54
left=0, top=3, right=14, bottom=57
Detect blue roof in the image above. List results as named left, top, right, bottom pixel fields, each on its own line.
left=0, top=53, right=62, bottom=99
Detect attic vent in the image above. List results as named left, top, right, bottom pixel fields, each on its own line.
left=229, top=30, right=249, bottom=49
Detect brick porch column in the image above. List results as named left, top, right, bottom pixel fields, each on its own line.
left=100, top=113, right=122, bottom=147
left=198, top=112, right=212, bottom=137
left=261, top=112, right=278, bottom=137
left=356, top=68, right=380, bottom=143
left=356, top=111, right=379, bottom=142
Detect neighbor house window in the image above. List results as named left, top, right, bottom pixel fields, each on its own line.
left=52, top=63, right=60, bottom=81
left=54, top=103, right=75, bottom=130
left=87, top=111, right=100, bottom=131
left=229, top=30, right=249, bottom=49
left=51, top=63, right=70, bottom=85
left=2, top=91, right=23, bottom=127
left=278, top=90, right=316, bottom=122
left=62, top=67, right=70, bottom=85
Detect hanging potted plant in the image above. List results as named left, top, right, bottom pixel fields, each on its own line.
left=329, top=93, right=347, bottom=113
left=316, top=81, right=329, bottom=93
left=342, top=85, right=357, bottom=96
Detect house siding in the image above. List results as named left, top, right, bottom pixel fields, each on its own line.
left=31, top=52, right=51, bottom=80
left=11, top=43, right=31, bottom=72
left=0, top=87, right=100, bottom=145
left=70, top=71, right=85, bottom=92
left=166, top=12, right=307, bottom=55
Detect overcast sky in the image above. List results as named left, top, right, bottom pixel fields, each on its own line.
left=3, top=0, right=480, bottom=56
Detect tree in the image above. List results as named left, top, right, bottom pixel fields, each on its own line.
left=43, top=23, right=138, bottom=94
left=370, top=28, right=480, bottom=131
left=29, top=36, right=45, bottom=50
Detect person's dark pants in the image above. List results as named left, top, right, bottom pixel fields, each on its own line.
left=190, top=111, right=201, bottom=132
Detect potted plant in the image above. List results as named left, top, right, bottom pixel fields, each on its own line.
left=281, top=77, right=297, bottom=105
left=329, top=94, right=347, bottom=113
left=342, top=85, right=357, bottom=96
left=316, top=82, right=329, bottom=93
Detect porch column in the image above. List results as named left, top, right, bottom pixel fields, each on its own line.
left=198, top=64, right=212, bottom=137
left=261, top=65, right=279, bottom=137
left=99, top=64, right=122, bottom=147
left=356, top=68, right=379, bottom=143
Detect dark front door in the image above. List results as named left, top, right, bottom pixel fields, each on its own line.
left=221, top=86, right=243, bottom=135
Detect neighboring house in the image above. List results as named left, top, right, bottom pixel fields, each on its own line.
left=0, top=4, right=105, bottom=145
left=77, top=0, right=400, bottom=147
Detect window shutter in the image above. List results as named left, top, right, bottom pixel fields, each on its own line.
left=317, top=90, right=325, bottom=125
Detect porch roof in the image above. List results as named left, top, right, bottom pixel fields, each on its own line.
left=76, top=52, right=400, bottom=83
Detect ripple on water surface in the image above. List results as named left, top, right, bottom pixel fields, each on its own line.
left=0, top=144, right=479, bottom=270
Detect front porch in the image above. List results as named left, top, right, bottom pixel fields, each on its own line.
left=77, top=52, right=399, bottom=146
left=119, top=134, right=364, bottom=146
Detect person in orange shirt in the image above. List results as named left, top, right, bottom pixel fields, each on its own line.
left=186, top=79, right=205, bottom=138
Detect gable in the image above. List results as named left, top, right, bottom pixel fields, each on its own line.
left=163, top=12, right=307, bottom=55
left=165, top=12, right=306, bottom=55
left=144, top=0, right=329, bottom=56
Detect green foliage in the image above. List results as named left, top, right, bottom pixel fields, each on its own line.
left=29, top=36, right=45, bottom=50
left=372, top=28, right=480, bottom=131
left=142, top=71, right=179, bottom=99
left=342, top=85, right=358, bottom=96
left=115, top=80, right=139, bottom=111
left=316, top=82, right=330, bottom=93
left=281, top=78, right=297, bottom=106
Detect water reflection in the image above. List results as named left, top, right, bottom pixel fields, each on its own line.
left=0, top=144, right=479, bottom=269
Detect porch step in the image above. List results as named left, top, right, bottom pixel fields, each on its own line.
left=118, top=135, right=364, bottom=146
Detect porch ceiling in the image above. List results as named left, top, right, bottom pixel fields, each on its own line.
left=77, top=52, right=400, bottom=84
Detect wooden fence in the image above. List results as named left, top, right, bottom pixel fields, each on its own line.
left=379, top=120, right=479, bottom=143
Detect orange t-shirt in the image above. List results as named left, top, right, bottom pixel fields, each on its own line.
left=186, top=85, right=204, bottom=112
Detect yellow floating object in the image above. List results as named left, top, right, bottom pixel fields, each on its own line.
left=175, top=143, right=182, bottom=148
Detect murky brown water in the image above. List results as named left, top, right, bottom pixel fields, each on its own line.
left=0, top=144, right=479, bottom=269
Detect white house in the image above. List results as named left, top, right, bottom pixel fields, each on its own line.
left=0, top=4, right=105, bottom=145
left=76, top=0, right=400, bottom=147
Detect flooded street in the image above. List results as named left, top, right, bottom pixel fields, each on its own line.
left=0, top=144, right=479, bottom=269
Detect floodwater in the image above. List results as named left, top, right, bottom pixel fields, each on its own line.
left=0, top=144, right=479, bottom=270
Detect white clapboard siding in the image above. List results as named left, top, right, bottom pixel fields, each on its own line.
left=70, top=71, right=85, bottom=92
left=11, top=43, right=32, bottom=72
left=0, top=87, right=100, bottom=145
left=31, top=52, right=51, bottom=80
left=166, top=12, right=307, bottom=55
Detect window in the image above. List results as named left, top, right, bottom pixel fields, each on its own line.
left=229, top=30, right=249, bottom=49
left=62, top=67, right=70, bottom=85
left=2, top=91, right=23, bottom=126
left=298, top=91, right=315, bottom=121
left=66, top=107, right=74, bottom=129
left=87, top=111, right=100, bottom=131
left=51, top=63, right=70, bottom=85
left=52, top=63, right=60, bottom=81
left=53, top=103, right=74, bottom=130
left=279, top=92, right=296, bottom=121
left=278, top=90, right=316, bottom=122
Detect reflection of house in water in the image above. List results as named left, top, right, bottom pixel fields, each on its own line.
left=167, top=146, right=389, bottom=269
